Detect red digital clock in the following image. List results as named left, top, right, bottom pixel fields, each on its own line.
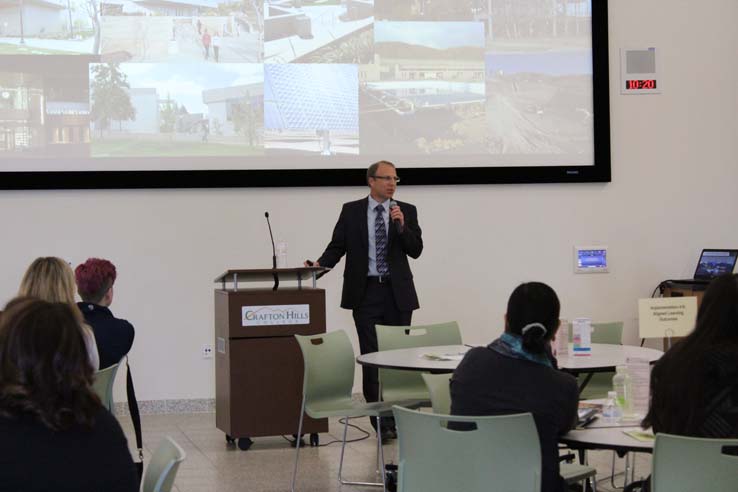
left=625, top=79, right=657, bottom=90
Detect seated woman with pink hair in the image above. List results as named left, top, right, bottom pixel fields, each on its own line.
left=75, top=258, right=135, bottom=369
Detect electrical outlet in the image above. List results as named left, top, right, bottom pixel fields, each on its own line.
left=201, top=344, right=214, bottom=359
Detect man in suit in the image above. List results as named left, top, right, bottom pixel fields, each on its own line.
left=306, top=160, right=423, bottom=440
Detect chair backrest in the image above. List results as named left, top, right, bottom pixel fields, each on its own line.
left=376, top=322, right=461, bottom=401
left=421, top=373, right=452, bottom=414
left=92, top=363, right=120, bottom=411
left=652, top=433, right=738, bottom=492
left=393, top=406, right=541, bottom=492
left=294, top=330, right=355, bottom=414
left=142, top=436, right=186, bottom=492
left=567, top=321, right=623, bottom=344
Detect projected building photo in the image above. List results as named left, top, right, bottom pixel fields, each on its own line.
left=89, top=63, right=263, bottom=157
left=374, top=0, right=486, bottom=21
left=484, top=0, right=593, bottom=160
left=99, top=0, right=263, bottom=62
left=0, top=0, right=100, bottom=54
left=0, top=58, right=91, bottom=157
left=359, top=20, right=485, bottom=156
left=264, top=0, right=373, bottom=63
left=263, top=63, right=358, bottom=155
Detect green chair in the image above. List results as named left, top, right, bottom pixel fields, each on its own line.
left=561, top=462, right=598, bottom=492
left=421, top=373, right=452, bottom=414
left=292, top=330, right=419, bottom=492
left=393, top=406, right=541, bottom=491
left=652, top=433, right=738, bottom=492
left=142, top=436, right=186, bottom=492
left=421, top=373, right=597, bottom=491
left=568, top=321, right=623, bottom=399
left=376, top=321, right=461, bottom=403
left=92, top=363, right=120, bottom=412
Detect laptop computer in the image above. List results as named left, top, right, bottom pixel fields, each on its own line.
left=674, top=249, right=738, bottom=285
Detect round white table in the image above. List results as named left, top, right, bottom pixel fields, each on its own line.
left=561, top=425, right=654, bottom=487
left=561, top=426, right=654, bottom=453
left=356, top=343, right=663, bottom=375
left=556, top=344, right=663, bottom=375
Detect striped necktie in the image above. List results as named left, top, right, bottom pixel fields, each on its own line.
left=374, top=204, right=389, bottom=275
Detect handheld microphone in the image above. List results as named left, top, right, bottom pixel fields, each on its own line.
left=389, top=200, right=402, bottom=233
left=264, top=212, right=279, bottom=290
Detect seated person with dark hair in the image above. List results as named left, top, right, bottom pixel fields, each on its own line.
left=75, top=258, right=135, bottom=369
left=450, top=282, right=578, bottom=492
left=0, top=297, right=138, bottom=492
left=628, top=274, right=738, bottom=492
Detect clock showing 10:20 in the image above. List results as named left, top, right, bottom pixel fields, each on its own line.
left=625, top=79, right=657, bottom=90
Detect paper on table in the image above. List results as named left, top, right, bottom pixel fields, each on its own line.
left=623, top=429, right=654, bottom=442
left=421, top=352, right=466, bottom=361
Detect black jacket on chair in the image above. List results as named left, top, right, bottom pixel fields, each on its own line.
left=317, top=197, right=423, bottom=311
left=450, top=347, right=579, bottom=492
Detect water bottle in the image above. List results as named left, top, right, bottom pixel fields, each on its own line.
left=602, top=390, right=620, bottom=423
left=572, top=318, right=591, bottom=356
left=612, top=365, right=634, bottom=419
left=555, top=319, right=569, bottom=356
left=276, top=240, right=288, bottom=268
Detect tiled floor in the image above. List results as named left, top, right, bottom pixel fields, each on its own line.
left=118, top=413, right=652, bottom=492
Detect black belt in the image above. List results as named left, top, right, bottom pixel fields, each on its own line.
left=367, top=275, right=391, bottom=284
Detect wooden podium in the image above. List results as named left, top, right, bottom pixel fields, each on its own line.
left=214, top=267, right=330, bottom=450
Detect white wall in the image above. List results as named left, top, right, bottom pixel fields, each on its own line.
left=0, top=0, right=736, bottom=402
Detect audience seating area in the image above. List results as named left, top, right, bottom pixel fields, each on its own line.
left=376, top=321, right=461, bottom=403
left=292, top=330, right=421, bottom=492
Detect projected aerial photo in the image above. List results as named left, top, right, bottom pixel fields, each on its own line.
left=89, top=63, right=263, bottom=157
left=0, top=0, right=100, bottom=54
left=264, top=0, right=373, bottom=63
left=360, top=21, right=486, bottom=156
left=264, top=64, right=358, bottom=155
left=484, top=0, right=594, bottom=159
left=100, top=0, right=263, bottom=62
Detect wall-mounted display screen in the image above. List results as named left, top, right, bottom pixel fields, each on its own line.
left=0, top=0, right=610, bottom=189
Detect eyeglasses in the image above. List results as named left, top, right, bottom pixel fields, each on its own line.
left=371, top=175, right=401, bottom=184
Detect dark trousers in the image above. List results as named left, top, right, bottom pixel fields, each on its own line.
left=352, top=277, right=412, bottom=431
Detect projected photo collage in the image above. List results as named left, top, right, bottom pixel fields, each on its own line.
left=0, top=0, right=594, bottom=162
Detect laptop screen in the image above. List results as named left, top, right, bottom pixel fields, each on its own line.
left=694, top=249, right=738, bottom=280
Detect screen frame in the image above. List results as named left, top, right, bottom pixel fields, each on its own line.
left=0, top=1, right=611, bottom=190
left=693, top=249, right=738, bottom=280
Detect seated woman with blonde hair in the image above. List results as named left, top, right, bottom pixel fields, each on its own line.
left=18, top=257, right=99, bottom=370
left=0, top=297, right=137, bottom=491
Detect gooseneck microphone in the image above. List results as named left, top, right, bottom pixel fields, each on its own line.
left=389, top=200, right=402, bottom=234
left=264, top=212, right=279, bottom=290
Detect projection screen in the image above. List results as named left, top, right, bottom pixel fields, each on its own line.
left=0, top=0, right=610, bottom=189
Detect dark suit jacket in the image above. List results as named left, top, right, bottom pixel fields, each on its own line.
left=317, top=197, right=423, bottom=311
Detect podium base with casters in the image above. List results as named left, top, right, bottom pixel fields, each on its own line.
left=213, top=268, right=330, bottom=450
